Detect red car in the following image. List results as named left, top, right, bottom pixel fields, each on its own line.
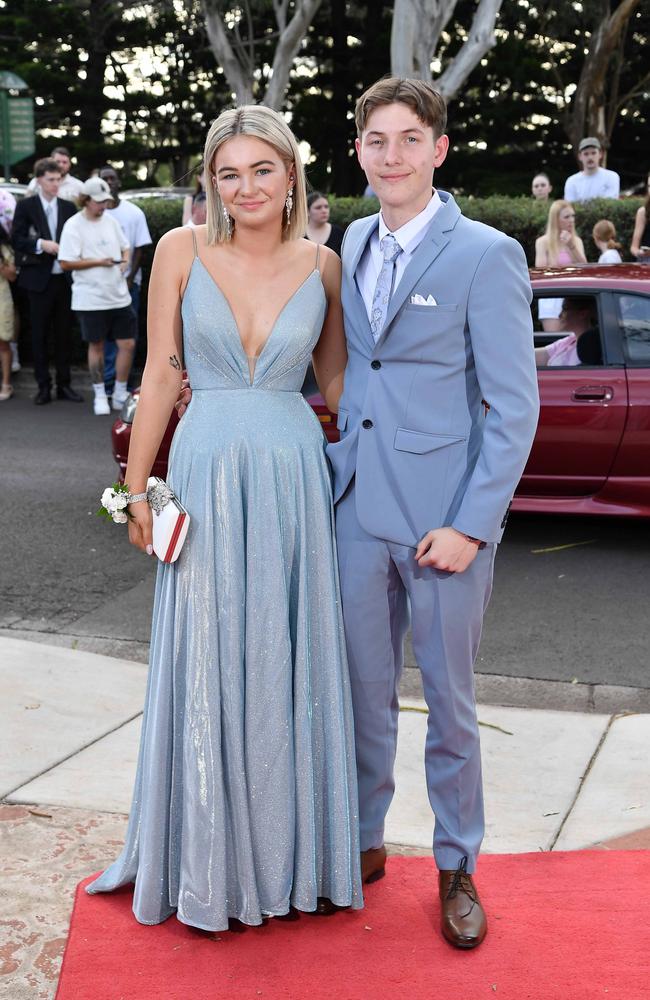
left=112, top=264, right=650, bottom=518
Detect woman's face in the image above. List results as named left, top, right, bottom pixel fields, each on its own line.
left=214, top=135, right=292, bottom=232
left=532, top=175, right=551, bottom=200
left=309, top=197, right=329, bottom=224
left=558, top=206, right=575, bottom=231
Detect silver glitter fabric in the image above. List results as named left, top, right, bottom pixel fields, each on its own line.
left=86, top=258, right=363, bottom=929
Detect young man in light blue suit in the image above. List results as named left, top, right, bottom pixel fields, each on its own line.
left=327, top=78, right=540, bottom=949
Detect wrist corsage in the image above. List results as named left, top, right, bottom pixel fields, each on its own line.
left=98, top=482, right=131, bottom=523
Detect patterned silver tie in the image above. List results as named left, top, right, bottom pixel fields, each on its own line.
left=370, top=234, right=403, bottom=342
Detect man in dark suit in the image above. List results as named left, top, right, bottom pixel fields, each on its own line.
left=12, top=157, right=83, bottom=404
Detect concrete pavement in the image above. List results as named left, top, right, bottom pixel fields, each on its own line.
left=1, top=635, right=649, bottom=998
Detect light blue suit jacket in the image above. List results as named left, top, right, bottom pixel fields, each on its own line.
left=327, top=191, right=540, bottom=546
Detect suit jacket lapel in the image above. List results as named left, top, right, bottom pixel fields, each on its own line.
left=54, top=198, right=67, bottom=240
left=344, top=215, right=378, bottom=345
left=32, top=197, right=49, bottom=239
left=377, top=192, right=462, bottom=347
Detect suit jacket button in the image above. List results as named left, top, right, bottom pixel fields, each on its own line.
left=362, top=419, right=373, bottom=429
left=371, top=360, right=381, bottom=370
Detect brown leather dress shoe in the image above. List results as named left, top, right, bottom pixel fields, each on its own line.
left=438, top=856, right=487, bottom=949
left=361, top=846, right=387, bottom=884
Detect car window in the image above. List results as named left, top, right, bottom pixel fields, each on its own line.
left=532, top=294, right=602, bottom=368
left=617, top=294, right=650, bottom=365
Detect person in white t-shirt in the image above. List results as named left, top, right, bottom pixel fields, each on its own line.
left=99, top=165, right=152, bottom=395
left=27, top=146, right=84, bottom=203
left=564, top=137, right=620, bottom=203
left=58, top=177, right=137, bottom=415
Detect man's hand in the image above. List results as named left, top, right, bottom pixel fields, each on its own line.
left=175, top=378, right=192, bottom=418
left=415, top=527, right=481, bottom=573
left=41, top=239, right=59, bottom=255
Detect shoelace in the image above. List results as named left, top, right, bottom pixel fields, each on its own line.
left=446, top=855, right=478, bottom=902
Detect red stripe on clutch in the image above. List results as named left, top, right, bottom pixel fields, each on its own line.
left=164, top=513, right=186, bottom=563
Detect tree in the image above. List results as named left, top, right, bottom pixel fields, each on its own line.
left=390, top=0, right=504, bottom=97
left=199, top=0, right=323, bottom=109
left=538, top=0, right=650, bottom=158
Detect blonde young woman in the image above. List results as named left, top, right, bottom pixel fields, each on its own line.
left=86, top=106, right=363, bottom=928
left=535, top=199, right=587, bottom=331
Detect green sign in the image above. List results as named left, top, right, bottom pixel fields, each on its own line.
left=0, top=94, right=35, bottom=171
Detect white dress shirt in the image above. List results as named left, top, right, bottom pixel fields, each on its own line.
left=356, top=191, right=443, bottom=320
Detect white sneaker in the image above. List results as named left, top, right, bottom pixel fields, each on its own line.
left=93, top=396, right=111, bottom=415
left=111, top=391, right=129, bottom=411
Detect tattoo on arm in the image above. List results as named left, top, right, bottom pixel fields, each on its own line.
left=169, top=354, right=182, bottom=370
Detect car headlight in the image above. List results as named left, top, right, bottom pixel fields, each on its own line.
left=120, top=393, right=138, bottom=423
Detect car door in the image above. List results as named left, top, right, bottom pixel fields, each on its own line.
left=518, top=288, right=628, bottom=497
left=604, top=290, right=650, bottom=511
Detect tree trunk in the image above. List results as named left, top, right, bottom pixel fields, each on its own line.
left=566, top=0, right=641, bottom=159
left=200, top=0, right=323, bottom=110
left=263, top=0, right=324, bottom=109
left=390, top=0, right=503, bottom=97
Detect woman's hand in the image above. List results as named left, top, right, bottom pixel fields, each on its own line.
left=175, top=378, right=193, bottom=418
left=127, top=501, right=154, bottom=555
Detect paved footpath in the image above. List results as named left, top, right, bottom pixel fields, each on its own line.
left=1, top=637, right=649, bottom=998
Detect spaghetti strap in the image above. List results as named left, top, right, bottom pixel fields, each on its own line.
left=190, top=226, right=198, bottom=258
left=315, top=241, right=321, bottom=272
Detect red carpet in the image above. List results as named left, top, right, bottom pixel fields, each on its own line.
left=56, top=852, right=650, bottom=1000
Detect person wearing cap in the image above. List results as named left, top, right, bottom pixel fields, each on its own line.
left=58, top=177, right=136, bottom=415
left=99, top=164, right=152, bottom=397
left=563, top=137, right=620, bottom=203
left=11, top=157, right=82, bottom=404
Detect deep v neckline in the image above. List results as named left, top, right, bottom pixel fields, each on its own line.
left=192, top=257, right=323, bottom=382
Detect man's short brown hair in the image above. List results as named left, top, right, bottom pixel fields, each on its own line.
left=34, top=157, right=62, bottom=178
left=355, top=77, right=447, bottom=138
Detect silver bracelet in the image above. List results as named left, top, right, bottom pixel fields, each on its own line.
left=127, top=491, right=148, bottom=505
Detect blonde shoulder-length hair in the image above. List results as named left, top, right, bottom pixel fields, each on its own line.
left=203, top=105, right=307, bottom=245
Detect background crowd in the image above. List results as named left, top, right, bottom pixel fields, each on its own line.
left=0, top=129, right=649, bottom=411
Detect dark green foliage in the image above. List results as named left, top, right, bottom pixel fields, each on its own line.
left=329, top=195, right=643, bottom=265
left=131, top=198, right=184, bottom=244
left=134, top=194, right=642, bottom=275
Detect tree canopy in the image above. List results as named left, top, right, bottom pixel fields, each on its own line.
left=0, top=0, right=647, bottom=196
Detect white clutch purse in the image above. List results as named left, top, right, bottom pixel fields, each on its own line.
left=146, top=477, right=190, bottom=563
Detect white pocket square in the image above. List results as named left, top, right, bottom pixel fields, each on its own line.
left=410, top=293, right=438, bottom=306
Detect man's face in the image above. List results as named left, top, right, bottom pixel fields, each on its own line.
left=355, top=102, right=448, bottom=218
left=52, top=153, right=71, bottom=177
left=85, top=198, right=111, bottom=218
left=578, top=146, right=601, bottom=173
left=38, top=171, right=62, bottom=199
left=100, top=168, right=120, bottom=199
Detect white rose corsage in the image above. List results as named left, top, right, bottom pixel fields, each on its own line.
left=98, top=482, right=131, bottom=523
left=97, top=478, right=190, bottom=563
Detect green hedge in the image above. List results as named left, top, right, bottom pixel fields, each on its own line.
left=134, top=194, right=643, bottom=279
left=328, top=195, right=642, bottom=266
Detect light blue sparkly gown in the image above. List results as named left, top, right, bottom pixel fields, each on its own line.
left=86, top=238, right=363, bottom=929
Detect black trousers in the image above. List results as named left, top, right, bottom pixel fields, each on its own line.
left=27, top=275, right=73, bottom=389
